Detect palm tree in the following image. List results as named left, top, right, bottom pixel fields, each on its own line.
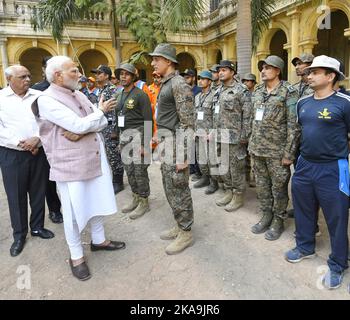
left=32, top=0, right=205, bottom=65
left=237, top=0, right=276, bottom=76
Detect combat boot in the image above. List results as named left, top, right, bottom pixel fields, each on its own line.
left=225, top=192, right=244, bottom=212
left=129, top=197, right=150, bottom=220
left=160, top=225, right=180, bottom=240
left=265, top=216, right=284, bottom=241
left=215, top=189, right=233, bottom=207
left=205, top=178, right=219, bottom=195
left=122, top=193, right=139, bottom=213
left=165, top=229, right=194, bottom=255
left=251, top=212, right=273, bottom=234
left=194, top=175, right=210, bottom=188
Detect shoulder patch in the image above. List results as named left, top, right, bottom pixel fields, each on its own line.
left=287, top=85, right=297, bottom=93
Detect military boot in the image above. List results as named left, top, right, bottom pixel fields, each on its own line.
left=265, top=216, right=284, bottom=241
left=165, top=229, right=194, bottom=255
left=215, top=189, right=233, bottom=207
left=194, top=175, right=210, bottom=189
left=129, top=197, right=150, bottom=220
left=251, top=212, right=273, bottom=234
left=205, top=178, right=219, bottom=195
left=122, top=193, right=140, bottom=213
left=160, top=225, right=180, bottom=240
left=225, top=192, right=244, bottom=212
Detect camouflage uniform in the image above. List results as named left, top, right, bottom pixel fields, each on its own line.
left=291, top=81, right=314, bottom=98
left=98, top=83, right=124, bottom=181
left=156, top=72, right=195, bottom=231
left=194, top=89, right=215, bottom=176
left=212, top=82, right=252, bottom=194
left=248, top=81, right=299, bottom=219
left=115, top=86, right=153, bottom=198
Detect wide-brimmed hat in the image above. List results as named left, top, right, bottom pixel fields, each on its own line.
left=292, top=53, right=314, bottom=66
left=304, top=55, right=346, bottom=80
left=258, top=55, right=284, bottom=72
left=114, top=63, right=137, bottom=79
left=149, top=43, right=178, bottom=64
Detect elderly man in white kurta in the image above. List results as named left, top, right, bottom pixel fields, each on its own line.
left=32, top=56, right=125, bottom=281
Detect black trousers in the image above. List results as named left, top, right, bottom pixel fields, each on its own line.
left=0, top=146, right=49, bottom=241
left=45, top=156, right=61, bottom=212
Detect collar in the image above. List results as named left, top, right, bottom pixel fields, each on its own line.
left=263, top=81, right=283, bottom=96
left=161, top=71, right=176, bottom=84
left=50, top=82, right=77, bottom=96
left=2, top=86, right=38, bottom=99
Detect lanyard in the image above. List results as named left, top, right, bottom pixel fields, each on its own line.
left=118, top=87, right=135, bottom=115
left=198, top=91, right=210, bottom=109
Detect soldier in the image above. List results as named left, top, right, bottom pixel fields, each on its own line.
left=114, top=63, right=153, bottom=219
left=180, top=69, right=202, bottom=97
left=213, top=60, right=252, bottom=212
left=291, top=53, right=314, bottom=98
left=193, top=70, right=218, bottom=194
left=210, top=64, right=221, bottom=90
left=92, top=64, right=124, bottom=194
left=249, top=55, right=299, bottom=241
left=288, top=53, right=315, bottom=220
left=242, top=73, right=257, bottom=93
left=242, top=73, right=257, bottom=188
left=150, top=43, right=195, bottom=255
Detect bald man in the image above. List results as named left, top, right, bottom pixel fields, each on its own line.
left=0, top=65, right=54, bottom=257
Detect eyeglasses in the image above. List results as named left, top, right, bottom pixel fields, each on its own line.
left=15, top=74, right=32, bottom=80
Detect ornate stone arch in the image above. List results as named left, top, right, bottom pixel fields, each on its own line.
left=13, top=41, right=57, bottom=64
left=74, top=43, right=114, bottom=66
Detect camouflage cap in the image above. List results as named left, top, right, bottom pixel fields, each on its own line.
left=91, top=64, right=112, bottom=77
left=258, top=55, right=284, bottom=72
left=210, top=64, right=220, bottom=73
left=292, top=53, right=315, bottom=66
left=180, top=69, right=196, bottom=77
left=242, top=73, right=256, bottom=82
left=114, top=63, right=137, bottom=79
left=149, top=43, right=178, bottom=64
left=198, top=70, right=213, bottom=81
left=218, top=60, right=236, bottom=71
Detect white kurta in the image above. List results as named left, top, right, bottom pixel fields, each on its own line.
left=37, top=95, right=117, bottom=233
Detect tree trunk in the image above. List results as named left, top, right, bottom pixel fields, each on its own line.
left=111, top=0, right=121, bottom=66
left=236, top=0, right=252, bottom=76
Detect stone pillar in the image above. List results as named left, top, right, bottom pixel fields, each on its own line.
left=287, top=10, right=301, bottom=84
left=283, top=44, right=293, bottom=83
left=0, top=37, right=9, bottom=86
left=61, top=40, right=69, bottom=57
left=299, top=40, right=318, bottom=54
left=344, top=28, right=350, bottom=88
left=254, top=51, right=270, bottom=83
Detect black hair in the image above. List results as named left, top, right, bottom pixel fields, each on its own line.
left=325, top=69, right=340, bottom=86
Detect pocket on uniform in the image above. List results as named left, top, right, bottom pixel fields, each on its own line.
left=172, top=169, right=189, bottom=188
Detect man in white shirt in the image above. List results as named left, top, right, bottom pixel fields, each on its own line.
left=34, top=56, right=125, bottom=281
left=0, top=65, right=55, bottom=257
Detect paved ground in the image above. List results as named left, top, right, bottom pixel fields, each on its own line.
left=0, top=163, right=350, bottom=300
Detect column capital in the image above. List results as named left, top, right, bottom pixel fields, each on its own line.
left=0, top=36, right=8, bottom=44
left=344, top=28, right=350, bottom=38
left=286, top=9, right=301, bottom=18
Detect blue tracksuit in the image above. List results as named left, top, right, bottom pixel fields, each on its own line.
left=292, top=91, right=350, bottom=273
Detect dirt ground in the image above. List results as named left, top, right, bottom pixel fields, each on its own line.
left=0, top=162, right=349, bottom=300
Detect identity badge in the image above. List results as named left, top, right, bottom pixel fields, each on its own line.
left=197, top=111, right=204, bottom=120
left=118, top=116, right=125, bottom=127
